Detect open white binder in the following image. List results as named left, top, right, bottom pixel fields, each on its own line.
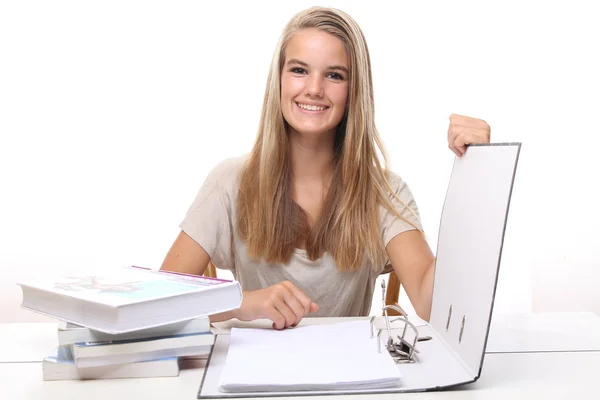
left=197, top=143, right=522, bottom=398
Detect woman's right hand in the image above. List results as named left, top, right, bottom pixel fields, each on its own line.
left=234, top=281, right=319, bottom=329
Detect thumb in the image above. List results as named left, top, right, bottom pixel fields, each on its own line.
left=309, top=302, right=319, bottom=313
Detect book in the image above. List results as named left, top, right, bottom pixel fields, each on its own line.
left=18, top=265, right=242, bottom=334
left=218, top=320, right=402, bottom=392
left=57, top=316, right=211, bottom=345
left=42, top=347, right=180, bottom=381
left=72, top=331, right=213, bottom=367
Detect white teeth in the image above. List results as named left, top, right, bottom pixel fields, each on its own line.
left=297, top=103, right=327, bottom=111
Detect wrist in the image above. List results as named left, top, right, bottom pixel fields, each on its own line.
left=210, top=290, right=252, bottom=323
left=209, top=308, right=238, bottom=323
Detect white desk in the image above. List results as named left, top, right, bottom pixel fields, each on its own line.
left=0, top=323, right=59, bottom=363
left=487, top=311, right=600, bottom=353
left=3, top=312, right=599, bottom=363
left=1, top=313, right=599, bottom=400
left=1, top=352, right=600, bottom=400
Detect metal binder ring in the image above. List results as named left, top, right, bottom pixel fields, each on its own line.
left=379, top=305, right=421, bottom=363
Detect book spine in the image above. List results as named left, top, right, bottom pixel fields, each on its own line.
left=57, top=318, right=211, bottom=345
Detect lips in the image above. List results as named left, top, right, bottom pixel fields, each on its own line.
left=295, top=102, right=329, bottom=112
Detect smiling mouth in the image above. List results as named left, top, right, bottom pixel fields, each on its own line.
left=296, top=102, right=329, bottom=112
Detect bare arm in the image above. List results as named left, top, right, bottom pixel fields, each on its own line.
left=160, top=231, right=240, bottom=322
left=160, top=231, right=318, bottom=326
left=386, top=230, right=435, bottom=321
left=160, top=231, right=211, bottom=276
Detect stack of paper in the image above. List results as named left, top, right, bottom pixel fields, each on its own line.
left=219, top=320, right=402, bottom=392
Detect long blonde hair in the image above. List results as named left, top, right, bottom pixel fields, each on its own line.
left=237, top=6, right=419, bottom=272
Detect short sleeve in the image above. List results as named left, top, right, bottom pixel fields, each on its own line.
left=381, top=172, right=424, bottom=247
left=179, top=159, right=240, bottom=272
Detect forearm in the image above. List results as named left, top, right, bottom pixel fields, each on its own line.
left=209, top=308, right=238, bottom=323
left=208, top=291, right=247, bottom=323
left=415, top=260, right=435, bottom=321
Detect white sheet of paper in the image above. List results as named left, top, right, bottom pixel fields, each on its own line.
left=218, top=320, right=402, bottom=392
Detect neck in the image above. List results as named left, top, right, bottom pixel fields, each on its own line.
left=288, top=128, right=335, bottom=183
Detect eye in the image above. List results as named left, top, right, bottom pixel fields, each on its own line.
left=291, top=67, right=307, bottom=74
left=327, top=72, right=345, bottom=80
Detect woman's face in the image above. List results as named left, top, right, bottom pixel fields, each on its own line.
left=281, top=28, right=349, bottom=140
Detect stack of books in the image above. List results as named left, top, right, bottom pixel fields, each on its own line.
left=42, top=317, right=212, bottom=380
left=17, top=265, right=243, bottom=381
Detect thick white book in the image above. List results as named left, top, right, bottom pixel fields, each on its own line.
left=17, top=265, right=242, bottom=333
left=72, top=332, right=213, bottom=367
left=42, top=347, right=179, bottom=381
left=57, top=317, right=211, bottom=345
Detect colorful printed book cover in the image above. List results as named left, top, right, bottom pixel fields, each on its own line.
left=25, top=266, right=231, bottom=306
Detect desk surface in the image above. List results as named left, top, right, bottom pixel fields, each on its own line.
left=1, top=312, right=599, bottom=399
left=2, top=312, right=599, bottom=363
left=1, top=352, right=599, bottom=400
left=487, top=311, right=600, bottom=353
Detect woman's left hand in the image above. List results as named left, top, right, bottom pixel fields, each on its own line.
left=447, top=113, right=491, bottom=157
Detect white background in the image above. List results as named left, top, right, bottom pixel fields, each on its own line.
left=1, top=0, right=598, bottom=322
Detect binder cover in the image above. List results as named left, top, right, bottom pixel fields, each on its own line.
left=197, top=143, right=522, bottom=397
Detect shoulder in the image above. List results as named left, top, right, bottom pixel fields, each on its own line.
left=383, top=170, right=415, bottom=200
left=190, top=154, right=249, bottom=203
left=385, top=170, right=404, bottom=186
left=208, top=153, right=249, bottom=179
left=204, top=153, right=249, bottom=189
left=379, top=169, right=422, bottom=229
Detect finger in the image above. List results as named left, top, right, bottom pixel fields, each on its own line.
left=454, top=130, right=483, bottom=148
left=449, top=125, right=489, bottom=145
left=273, top=297, right=297, bottom=329
left=448, top=129, right=462, bottom=157
left=453, top=132, right=482, bottom=156
left=263, top=307, right=286, bottom=330
left=448, top=140, right=462, bottom=157
left=448, top=123, right=465, bottom=156
left=450, top=129, right=469, bottom=156
left=280, top=288, right=308, bottom=325
left=290, top=302, right=320, bottom=328
left=281, top=281, right=313, bottom=316
left=453, top=133, right=468, bottom=150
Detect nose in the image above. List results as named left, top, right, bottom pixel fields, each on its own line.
left=305, top=75, right=323, bottom=97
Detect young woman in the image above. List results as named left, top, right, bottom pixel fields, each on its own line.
left=160, top=6, right=490, bottom=329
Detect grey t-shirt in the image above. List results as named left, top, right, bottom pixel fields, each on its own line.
left=180, top=155, right=423, bottom=317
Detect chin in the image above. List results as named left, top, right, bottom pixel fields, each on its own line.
left=287, top=118, right=336, bottom=136
left=293, top=125, right=336, bottom=137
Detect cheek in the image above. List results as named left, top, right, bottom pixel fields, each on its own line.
left=332, top=86, right=349, bottom=112
left=281, top=77, right=300, bottom=101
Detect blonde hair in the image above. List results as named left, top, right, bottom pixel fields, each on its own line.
left=236, top=6, right=419, bottom=272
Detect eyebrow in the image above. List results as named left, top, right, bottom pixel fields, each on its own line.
left=286, top=58, right=349, bottom=75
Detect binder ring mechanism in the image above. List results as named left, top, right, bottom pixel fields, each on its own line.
left=370, top=280, right=428, bottom=364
